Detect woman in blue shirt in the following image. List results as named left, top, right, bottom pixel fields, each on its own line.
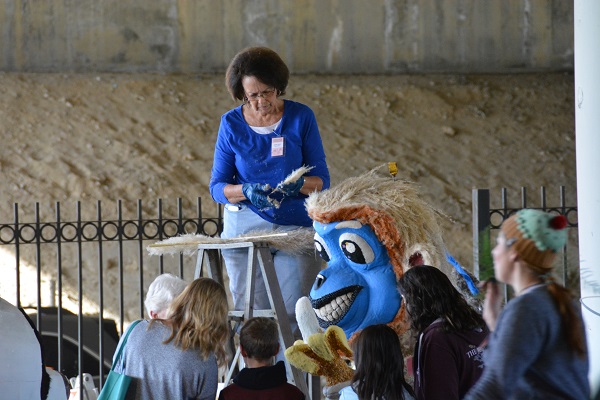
left=209, top=47, right=330, bottom=336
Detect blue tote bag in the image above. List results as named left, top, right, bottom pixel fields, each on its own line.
left=98, top=320, right=142, bottom=400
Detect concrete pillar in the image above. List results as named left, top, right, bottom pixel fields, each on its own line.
left=574, top=0, right=600, bottom=395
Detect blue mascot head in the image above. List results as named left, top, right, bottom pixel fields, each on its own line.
left=312, top=220, right=400, bottom=336
left=305, top=166, right=466, bottom=340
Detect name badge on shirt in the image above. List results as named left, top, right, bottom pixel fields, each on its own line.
left=271, top=137, right=285, bottom=157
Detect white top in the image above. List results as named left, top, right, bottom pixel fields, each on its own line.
left=249, top=119, right=281, bottom=134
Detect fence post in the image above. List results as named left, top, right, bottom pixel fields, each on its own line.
left=472, top=189, right=492, bottom=280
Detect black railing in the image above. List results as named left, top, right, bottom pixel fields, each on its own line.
left=0, top=197, right=223, bottom=389
left=472, top=186, right=578, bottom=288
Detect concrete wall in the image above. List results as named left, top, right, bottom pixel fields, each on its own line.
left=0, top=0, right=573, bottom=74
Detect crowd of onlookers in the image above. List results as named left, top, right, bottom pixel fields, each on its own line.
left=110, top=210, right=590, bottom=400
left=1, top=207, right=593, bottom=399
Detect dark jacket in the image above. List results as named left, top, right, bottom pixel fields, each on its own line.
left=413, top=319, right=488, bottom=400
left=218, top=361, right=305, bottom=400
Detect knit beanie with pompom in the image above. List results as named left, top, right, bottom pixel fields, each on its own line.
left=500, top=209, right=568, bottom=272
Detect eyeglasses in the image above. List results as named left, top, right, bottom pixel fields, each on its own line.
left=244, top=87, right=277, bottom=101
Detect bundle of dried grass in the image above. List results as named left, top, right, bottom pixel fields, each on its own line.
left=148, top=166, right=319, bottom=256
left=268, top=165, right=315, bottom=208
left=147, top=227, right=316, bottom=257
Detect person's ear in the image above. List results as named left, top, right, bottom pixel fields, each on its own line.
left=272, top=343, right=280, bottom=357
left=150, top=310, right=158, bottom=319
left=240, top=345, right=248, bottom=357
left=507, top=247, right=519, bottom=263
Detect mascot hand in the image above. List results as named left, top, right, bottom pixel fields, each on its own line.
left=288, top=297, right=354, bottom=389
left=285, top=325, right=354, bottom=387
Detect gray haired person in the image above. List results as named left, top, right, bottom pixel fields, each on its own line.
left=144, top=273, right=188, bottom=319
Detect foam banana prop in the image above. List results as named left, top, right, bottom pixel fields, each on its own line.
left=285, top=297, right=354, bottom=387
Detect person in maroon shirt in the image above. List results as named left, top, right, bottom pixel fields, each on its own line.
left=219, top=317, right=304, bottom=400
left=398, top=265, right=488, bottom=400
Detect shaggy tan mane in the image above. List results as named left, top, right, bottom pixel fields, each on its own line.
left=306, top=165, right=448, bottom=277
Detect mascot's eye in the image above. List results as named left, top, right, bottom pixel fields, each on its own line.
left=314, top=233, right=331, bottom=262
left=339, top=232, right=375, bottom=264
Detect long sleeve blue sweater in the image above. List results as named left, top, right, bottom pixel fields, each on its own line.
left=209, top=100, right=329, bottom=227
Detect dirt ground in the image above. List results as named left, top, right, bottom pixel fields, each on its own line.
left=0, top=71, right=579, bottom=316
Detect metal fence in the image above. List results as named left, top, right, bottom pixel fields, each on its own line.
left=0, top=197, right=222, bottom=389
left=472, top=186, right=578, bottom=290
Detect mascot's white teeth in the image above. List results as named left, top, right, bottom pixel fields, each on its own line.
left=310, top=285, right=362, bottom=326
left=314, top=292, right=354, bottom=322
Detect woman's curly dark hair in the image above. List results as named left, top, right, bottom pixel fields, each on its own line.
left=225, top=46, right=289, bottom=101
left=397, top=265, right=485, bottom=334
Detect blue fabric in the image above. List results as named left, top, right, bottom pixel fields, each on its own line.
left=278, top=175, right=304, bottom=197
left=310, top=220, right=401, bottom=339
left=339, top=386, right=358, bottom=400
left=339, top=384, right=415, bottom=400
left=445, top=251, right=479, bottom=295
left=242, top=183, right=272, bottom=209
left=465, top=286, right=590, bottom=400
left=99, top=320, right=142, bottom=400
left=97, top=370, right=131, bottom=400
left=210, top=100, right=330, bottom=227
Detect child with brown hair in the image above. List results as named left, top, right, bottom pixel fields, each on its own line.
left=219, top=317, right=304, bottom=400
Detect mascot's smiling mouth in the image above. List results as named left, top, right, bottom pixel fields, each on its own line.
left=309, top=285, right=362, bottom=328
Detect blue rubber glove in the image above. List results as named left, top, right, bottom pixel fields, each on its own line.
left=242, top=183, right=272, bottom=209
left=278, top=176, right=304, bottom=197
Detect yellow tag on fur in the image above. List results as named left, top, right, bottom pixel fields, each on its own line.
left=388, top=161, right=398, bottom=177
